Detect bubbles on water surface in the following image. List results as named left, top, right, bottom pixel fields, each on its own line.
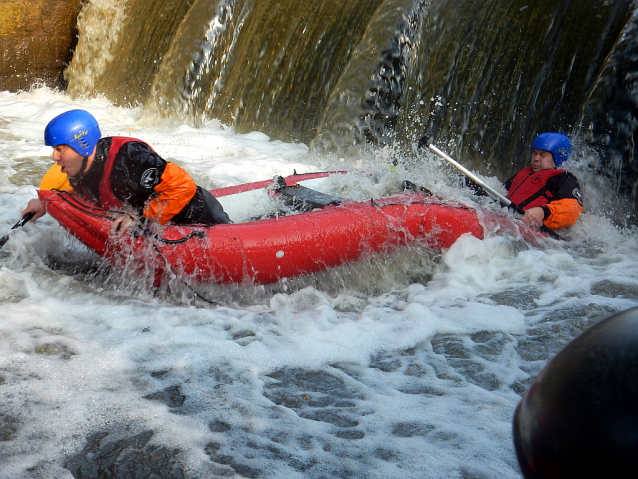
left=2, top=89, right=638, bottom=478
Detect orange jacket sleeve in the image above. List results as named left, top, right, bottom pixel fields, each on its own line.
left=543, top=198, right=583, bottom=230
left=40, top=164, right=73, bottom=192
left=143, top=162, right=197, bottom=225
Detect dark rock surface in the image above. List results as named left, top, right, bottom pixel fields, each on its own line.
left=0, top=0, right=84, bottom=92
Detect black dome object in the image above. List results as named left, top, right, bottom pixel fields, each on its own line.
left=513, top=307, right=638, bottom=478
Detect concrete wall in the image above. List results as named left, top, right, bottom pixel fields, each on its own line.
left=0, top=0, right=85, bottom=92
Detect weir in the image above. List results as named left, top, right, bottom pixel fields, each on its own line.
left=64, top=0, right=638, bottom=212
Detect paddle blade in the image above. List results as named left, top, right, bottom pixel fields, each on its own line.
left=0, top=212, right=36, bottom=249
left=417, top=135, right=430, bottom=149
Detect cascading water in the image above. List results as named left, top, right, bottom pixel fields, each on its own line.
left=397, top=0, right=634, bottom=170
left=65, top=0, right=638, bottom=217
left=66, top=0, right=399, bottom=145
left=578, top=6, right=638, bottom=202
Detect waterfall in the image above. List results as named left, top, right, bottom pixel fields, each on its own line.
left=65, top=0, right=638, bottom=213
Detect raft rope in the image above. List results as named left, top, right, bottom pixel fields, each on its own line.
left=52, top=191, right=218, bottom=304
left=55, top=191, right=207, bottom=244
left=149, top=242, right=218, bottom=305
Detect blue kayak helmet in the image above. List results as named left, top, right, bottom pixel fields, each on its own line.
left=44, top=109, right=101, bottom=156
left=531, top=132, right=571, bottom=167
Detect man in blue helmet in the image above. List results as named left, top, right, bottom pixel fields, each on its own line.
left=504, top=132, right=583, bottom=230
left=467, top=132, right=583, bottom=230
left=22, top=109, right=231, bottom=232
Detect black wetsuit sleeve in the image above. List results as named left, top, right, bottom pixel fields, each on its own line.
left=546, top=172, right=583, bottom=204
left=503, top=175, right=515, bottom=191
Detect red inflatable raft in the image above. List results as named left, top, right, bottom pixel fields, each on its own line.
left=38, top=172, right=542, bottom=285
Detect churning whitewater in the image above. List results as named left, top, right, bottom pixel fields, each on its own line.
left=1, top=89, right=638, bottom=479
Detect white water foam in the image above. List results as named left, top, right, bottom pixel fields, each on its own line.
left=1, top=88, right=638, bottom=478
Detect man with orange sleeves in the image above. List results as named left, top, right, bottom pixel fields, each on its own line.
left=22, top=109, right=231, bottom=233
left=504, top=133, right=583, bottom=230
left=467, top=132, right=583, bottom=230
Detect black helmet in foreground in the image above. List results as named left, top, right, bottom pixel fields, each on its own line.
left=513, top=306, right=638, bottom=478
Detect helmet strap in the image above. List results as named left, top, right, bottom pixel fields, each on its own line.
left=80, top=155, right=89, bottom=175
left=69, top=156, right=90, bottom=188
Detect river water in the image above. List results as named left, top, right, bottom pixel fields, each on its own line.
left=1, top=88, right=638, bottom=478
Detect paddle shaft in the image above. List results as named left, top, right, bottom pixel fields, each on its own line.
left=0, top=212, right=35, bottom=248
left=423, top=139, right=564, bottom=240
left=426, top=143, right=525, bottom=215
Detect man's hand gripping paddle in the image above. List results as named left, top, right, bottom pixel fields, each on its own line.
left=418, top=136, right=563, bottom=240
left=0, top=212, right=36, bottom=249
